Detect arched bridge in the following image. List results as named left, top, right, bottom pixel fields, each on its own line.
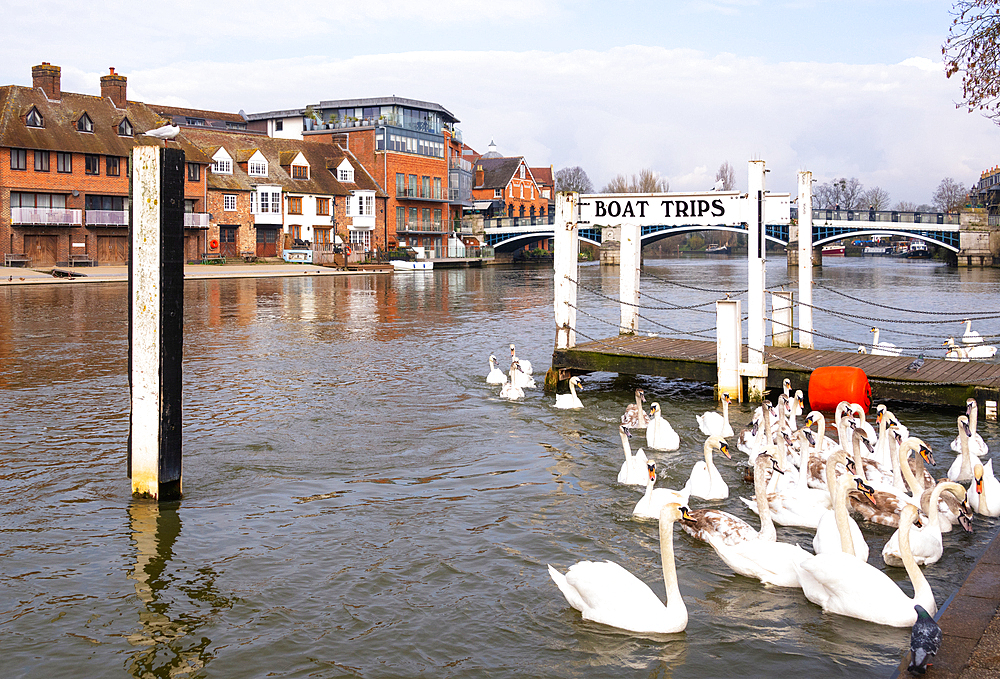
left=478, top=208, right=961, bottom=252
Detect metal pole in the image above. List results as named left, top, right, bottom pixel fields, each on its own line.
left=745, top=160, right=767, bottom=401
left=797, top=171, right=814, bottom=349
left=554, top=192, right=579, bottom=350
left=128, top=145, right=184, bottom=500
left=619, top=222, right=640, bottom=334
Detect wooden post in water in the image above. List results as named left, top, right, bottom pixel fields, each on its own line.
left=128, top=145, right=185, bottom=500
left=797, top=171, right=815, bottom=349
left=553, top=191, right=579, bottom=351
left=716, top=300, right=742, bottom=401
left=771, top=290, right=793, bottom=347
left=619, top=222, right=640, bottom=334
left=744, top=160, right=768, bottom=401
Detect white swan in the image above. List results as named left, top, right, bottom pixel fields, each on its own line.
left=683, top=435, right=731, bottom=500
left=697, top=392, right=734, bottom=437
left=554, top=376, right=583, bottom=409
left=950, top=399, right=988, bottom=457
left=813, top=451, right=873, bottom=561
left=509, top=343, right=532, bottom=375
left=486, top=354, right=506, bottom=384
left=704, top=455, right=810, bottom=587
left=646, top=402, right=680, bottom=451
left=794, top=503, right=936, bottom=627
left=948, top=415, right=982, bottom=483
left=883, top=481, right=968, bottom=567
left=740, top=430, right=830, bottom=529
left=944, top=338, right=971, bottom=362
left=617, top=425, right=649, bottom=486
left=548, top=503, right=689, bottom=634
left=621, top=389, right=648, bottom=429
left=968, top=460, right=1000, bottom=517
left=633, top=460, right=690, bottom=520
left=870, top=326, right=902, bottom=356
left=962, top=319, right=984, bottom=344
left=499, top=362, right=524, bottom=401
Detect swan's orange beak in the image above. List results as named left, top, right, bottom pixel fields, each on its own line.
left=680, top=506, right=695, bottom=522
left=719, top=441, right=731, bottom=459
left=855, top=478, right=877, bottom=505
left=976, top=476, right=984, bottom=494
left=919, top=445, right=935, bottom=466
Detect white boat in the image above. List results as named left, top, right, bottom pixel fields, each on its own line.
left=391, top=260, right=433, bottom=272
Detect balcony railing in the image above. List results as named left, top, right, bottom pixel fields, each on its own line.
left=396, top=187, right=447, bottom=200
left=85, top=210, right=128, bottom=226
left=11, top=207, right=83, bottom=226
left=449, top=156, right=472, bottom=172
left=184, top=213, right=210, bottom=228
left=397, top=220, right=446, bottom=233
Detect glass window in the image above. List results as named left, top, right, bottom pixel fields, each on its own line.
left=433, top=209, right=442, bottom=228
left=106, top=156, right=120, bottom=176
left=57, top=152, right=72, bottom=173
left=26, top=108, right=43, bottom=127
left=77, top=114, right=93, bottom=133
left=409, top=207, right=418, bottom=226
left=248, top=160, right=268, bottom=176
left=396, top=206, right=405, bottom=228
left=187, top=163, right=200, bottom=182
left=396, top=173, right=405, bottom=196
left=316, top=198, right=330, bottom=216
left=289, top=196, right=302, bottom=214
left=34, top=150, right=49, bottom=172
left=271, top=192, right=281, bottom=213
left=275, top=120, right=283, bottom=131
left=224, top=195, right=237, bottom=211
left=434, top=177, right=442, bottom=200
left=212, top=159, right=232, bottom=174
left=422, top=208, right=430, bottom=227
left=10, top=148, right=26, bottom=170
left=292, top=165, right=308, bottom=179
left=118, top=118, right=133, bottom=136
left=85, top=154, right=100, bottom=175
left=422, top=176, right=430, bottom=198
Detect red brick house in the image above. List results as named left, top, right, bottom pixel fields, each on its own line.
left=0, top=63, right=211, bottom=266
left=471, top=144, right=549, bottom=221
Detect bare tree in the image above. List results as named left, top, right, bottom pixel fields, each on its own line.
left=715, top=161, right=735, bottom=190
left=932, top=177, right=968, bottom=212
left=813, top=177, right=866, bottom=209
left=602, top=168, right=669, bottom=193
left=862, top=186, right=891, bottom=210
left=944, top=0, right=1000, bottom=123
left=894, top=200, right=919, bottom=211
left=555, top=166, right=594, bottom=193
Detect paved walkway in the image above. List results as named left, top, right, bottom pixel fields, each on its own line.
left=0, top=262, right=389, bottom=285
left=893, top=529, right=1000, bottom=677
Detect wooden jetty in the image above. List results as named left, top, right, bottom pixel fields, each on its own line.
left=551, top=335, right=1000, bottom=411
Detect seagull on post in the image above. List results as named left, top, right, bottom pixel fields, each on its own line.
left=142, top=124, right=181, bottom=140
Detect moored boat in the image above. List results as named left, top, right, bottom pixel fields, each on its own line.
left=821, top=244, right=845, bottom=256
left=391, top=260, right=433, bottom=272
left=705, top=244, right=731, bottom=254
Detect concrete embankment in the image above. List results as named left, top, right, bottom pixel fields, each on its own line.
left=0, top=262, right=389, bottom=285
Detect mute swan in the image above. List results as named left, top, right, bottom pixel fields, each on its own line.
left=870, top=326, right=902, bottom=356
left=554, top=376, right=583, bottom=409
left=962, top=319, right=983, bottom=344
left=633, top=460, right=690, bottom=520
left=813, top=451, right=874, bottom=561
left=882, top=481, right=969, bottom=566
left=499, top=362, right=525, bottom=400
left=740, top=430, right=830, bottom=529
left=617, top=425, right=649, bottom=486
left=944, top=338, right=971, bottom=362
left=548, top=503, right=689, bottom=634
left=794, top=504, right=936, bottom=627
left=509, top=343, right=532, bottom=375
left=848, top=436, right=927, bottom=529
left=968, top=460, right=1000, bottom=517
left=950, top=398, right=988, bottom=457
left=646, top=402, right=680, bottom=451
left=510, top=357, right=536, bottom=390
left=683, top=435, right=731, bottom=500
left=703, top=455, right=810, bottom=587
left=968, top=343, right=998, bottom=359
left=948, top=415, right=981, bottom=483
left=486, top=354, right=506, bottom=384
left=697, top=393, right=734, bottom=437
left=621, top=389, right=648, bottom=429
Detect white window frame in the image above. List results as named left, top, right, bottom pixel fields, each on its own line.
left=224, top=195, right=237, bottom=211
left=248, top=160, right=268, bottom=177
left=213, top=159, right=232, bottom=174
left=337, top=159, right=355, bottom=183
left=494, top=188, right=501, bottom=198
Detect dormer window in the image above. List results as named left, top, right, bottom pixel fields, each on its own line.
left=248, top=160, right=268, bottom=177
left=337, top=158, right=354, bottom=183
left=118, top=118, right=133, bottom=136
left=292, top=165, right=308, bottom=179
left=77, top=113, right=93, bottom=133
left=213, top=159, right=232, bottom=174
left=25, top=108, right=43, bottom=128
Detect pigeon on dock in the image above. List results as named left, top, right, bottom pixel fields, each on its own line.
left=906, top=354, right=925, bottom=372
left=908, top=604, right=941, bottom=674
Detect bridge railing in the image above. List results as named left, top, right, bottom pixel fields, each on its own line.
left=792, top=207, right=959, bottom=225
left=483, top=215, right=556, bottom=230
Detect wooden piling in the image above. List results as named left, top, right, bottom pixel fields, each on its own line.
left=128, top=146, right=184, bottom=500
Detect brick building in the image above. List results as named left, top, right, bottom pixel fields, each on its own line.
left=0, top=63, right=211, bottom=266
left=470, top=143, right=549, bottom=220
left=247, top=97, right=476, bottom=256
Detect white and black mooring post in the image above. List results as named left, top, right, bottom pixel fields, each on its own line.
left=128, top=145, right=184, bottom=500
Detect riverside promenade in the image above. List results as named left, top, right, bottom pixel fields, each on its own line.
left=0, top=261, right=391, bottom=285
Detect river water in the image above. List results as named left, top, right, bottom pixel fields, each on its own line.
left=2, top=256, right=999, bottom=678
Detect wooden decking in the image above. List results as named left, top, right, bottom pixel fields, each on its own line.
left=551, top=335, right=1000, bottom=408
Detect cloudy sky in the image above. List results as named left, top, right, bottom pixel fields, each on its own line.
left=2, top=0, right=995, bottom=203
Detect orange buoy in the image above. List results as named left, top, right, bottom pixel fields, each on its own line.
left=210, top=238, right=219, bottom=250
left=807, top=366, right=871, bottom=414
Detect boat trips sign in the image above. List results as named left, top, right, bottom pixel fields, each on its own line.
left=577, top=191, right=790, bottom=227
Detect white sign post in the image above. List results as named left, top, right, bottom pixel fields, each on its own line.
left=553, top=192, right=579, bottom=351
left=797, top=171, right=814, bottom=349
left=743, top=160, right=768, bottom=401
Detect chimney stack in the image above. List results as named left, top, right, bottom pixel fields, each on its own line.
left=101, top=67, right=127, bottom=108
left=32, top=62, right=61, bottom=100
left=475, top=165, right=484, bottom=188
